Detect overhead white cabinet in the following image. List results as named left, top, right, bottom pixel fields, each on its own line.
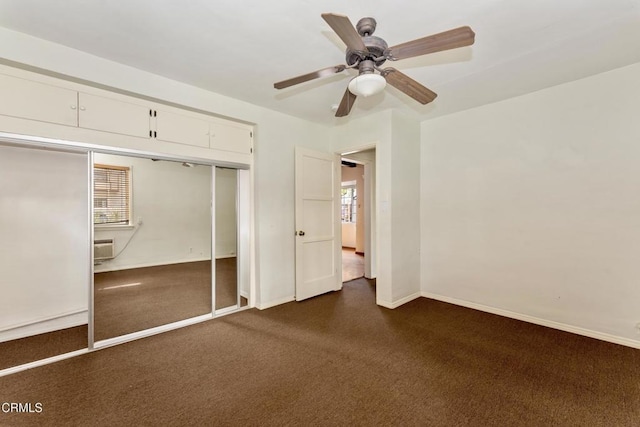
left=155, top=109, right=210, bottom=148
left=0, top=68, right=253, bottom=160
left=78, top=93, right=151, bottom=138
left=210, top=122, right=252, bottom=154
left=0, top=73, right=78, bottom=126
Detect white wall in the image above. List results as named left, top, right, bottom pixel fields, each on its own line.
left=0, top=145, right=88, bottom=341
left=341, top=222, right=356, bottom=248
left=421, top=62, right=640, bottom=346
left=94, top=153, right=212, bottom=272
left=390, top=111, right=421, bottom=303
left=332, top=110, right=422, bottom=307
left=215, top=167, right=237, bottom=258
left=0, top=27, right=331, bottom=308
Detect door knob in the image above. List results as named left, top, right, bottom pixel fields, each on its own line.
left=297, top=230, right=305, bottom=236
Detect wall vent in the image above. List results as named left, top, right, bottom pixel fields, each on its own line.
left=94, top=239, right=115, bottom=261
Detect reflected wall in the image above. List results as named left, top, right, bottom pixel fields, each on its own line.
left=0, top=144, right=89, bottom=369
left=93, top=154, right=212, bottom=341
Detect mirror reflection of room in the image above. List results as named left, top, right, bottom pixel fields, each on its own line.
left=214, top=167, right=246, bottom=311
left=0, top=144, right=89, bottom=370
left=93, top=154, right=213, bottom=341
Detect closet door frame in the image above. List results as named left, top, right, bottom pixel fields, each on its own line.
left=0, top=132, right=252, bottom=373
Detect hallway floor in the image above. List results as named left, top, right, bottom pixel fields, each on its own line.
left=342, top=247, right=364, bottom=282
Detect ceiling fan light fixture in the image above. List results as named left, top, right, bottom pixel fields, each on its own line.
left=348, top=73, right=386, bottom=97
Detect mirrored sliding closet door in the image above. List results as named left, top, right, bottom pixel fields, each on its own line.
left=92, top=154, right=213, bottom=342
left=0, top=144, right=89, bottom=370
left=214, top=167, right=248, bottom=312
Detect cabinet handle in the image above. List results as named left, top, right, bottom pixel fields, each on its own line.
left=70, top=105, right=77, bottom=110
left=80, top=106, right=86, bottom=111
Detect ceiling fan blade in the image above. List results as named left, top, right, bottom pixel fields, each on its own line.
left=335, top=87, right=357, bottom=117
left=321, top=13, right=368, bottom=53
left=383, top=68, right=437, bottom=104
left=387, top=26, right=475, bottom=60
left=274, top=65, right=346, bottom=89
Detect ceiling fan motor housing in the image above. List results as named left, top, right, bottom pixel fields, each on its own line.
left=345, top=17, right=388, bottom=66
left=346, top=35, right=388, bottom=66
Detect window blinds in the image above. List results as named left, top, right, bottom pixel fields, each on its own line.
left=94, top=164, right=130, bottom=225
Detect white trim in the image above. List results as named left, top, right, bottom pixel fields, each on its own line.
left=211, top=166, right=217, bottom=321
left=88, top=151, right=96, bottom=349
left=94, top=256, right=211, bottom=273
left=257, top=295, right=295, bottom=310
left=0, top=131, right=250, bottom=169
left=94, top=224, right=136, bottom=231
left=0, top=349, right=89, bottom=378
left=93, top=313, right=213, bottom=350
left=216, top=254, right=237, bottom=259
left=0, top=310, right=87, bottom=343
left=91, top=308, right=252, bottom=349
left=377, top=292, right=422, bottom=309
left=421, top=292, right=640, bottom=350
left=215, top=305, right=240, bottom=316
left=215, top=305, right=251, bottom=318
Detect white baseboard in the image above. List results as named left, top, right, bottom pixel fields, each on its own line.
left=257, top=295, right=295, bottom=310
left=377, top=292, right=422, bottom=309
left=215, top=254, right=237, bottom=259
left=94, top=257, right=211, bottom=273
left=421, top=292, right=640, bottom=350
left=0, top=349, right=89, bottom=378
left=0, top=310, right=88, bottom=343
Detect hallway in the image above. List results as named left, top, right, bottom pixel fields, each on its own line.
left=342, top=247, right=364, bottom=282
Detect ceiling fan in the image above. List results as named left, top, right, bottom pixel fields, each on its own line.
left=274, top=13, right=475, bottom=117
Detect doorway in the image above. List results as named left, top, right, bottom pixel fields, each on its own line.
left=340, top=148, right=376, bottom=283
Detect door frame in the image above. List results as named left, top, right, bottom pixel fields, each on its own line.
left=340, top=145, right=377, bottom=281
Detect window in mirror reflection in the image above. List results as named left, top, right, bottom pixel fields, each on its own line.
left=93, top=154, right=212, bottom=341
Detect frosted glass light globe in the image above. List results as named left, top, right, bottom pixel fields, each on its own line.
left=348, top=74, right=386, bottom=97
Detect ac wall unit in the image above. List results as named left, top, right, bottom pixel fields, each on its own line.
left=94, top=239, right=115, bottom=261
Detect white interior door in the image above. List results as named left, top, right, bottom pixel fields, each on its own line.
left=295, top=147, right=341, bottom=301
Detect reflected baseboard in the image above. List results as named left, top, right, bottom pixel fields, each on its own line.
left=0, top=310, right=88, bottom=343
left=94, top=257, right=212, bottom=273
left=93, top=313, right=213, bottom=350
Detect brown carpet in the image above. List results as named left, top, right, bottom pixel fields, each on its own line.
left=0, top=326, right=87, bottom=371
left=1, top=278, right=639, bottom=426
left=94, top=261, right=211, bottom=341
left=0, top=259, right=239, bottom=369
left=95, top=259, right=238, bottom=341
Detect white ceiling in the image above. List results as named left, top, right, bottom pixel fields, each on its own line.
left=0, top=0, right=639, bottom=126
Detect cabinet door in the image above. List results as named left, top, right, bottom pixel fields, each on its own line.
left=155, top=109, right=210, bottom=148
left=210, top=122, right=252, bottom=154
left=78, top=93, right=151, bottom=138
left=0, top=73, right=78, bottom=126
